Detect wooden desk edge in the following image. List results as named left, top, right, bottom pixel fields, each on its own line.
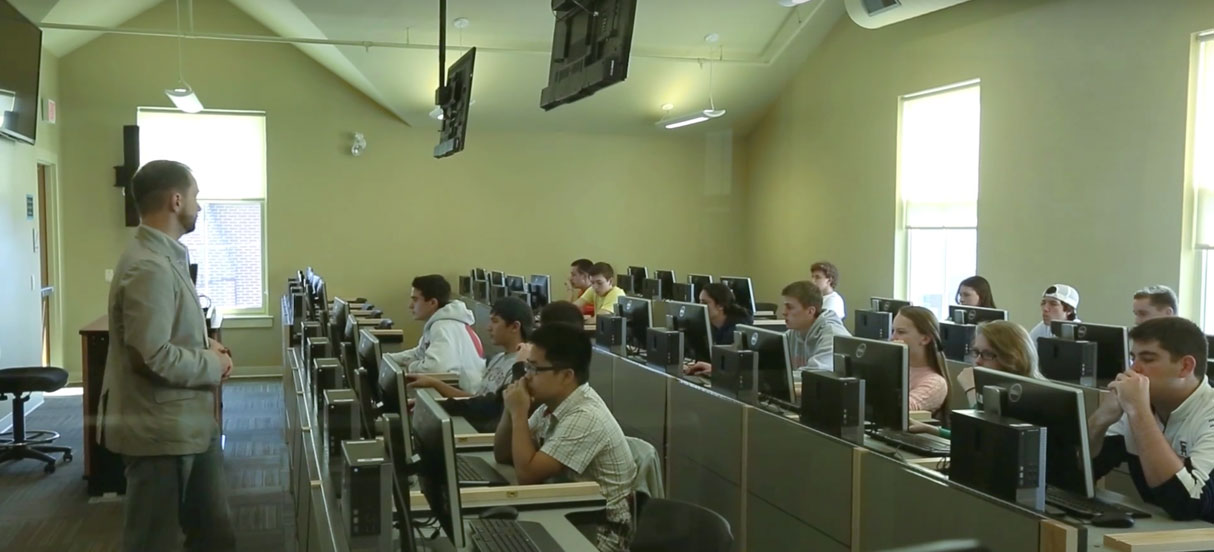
left=1039, top=519, right=1079, bottom=552
left=454, top=433, right=495, bottom=447
left=1102, top=528, right=1214, bottom=552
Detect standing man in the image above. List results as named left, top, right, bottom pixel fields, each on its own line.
left=99, top=160, right=236, bottom=551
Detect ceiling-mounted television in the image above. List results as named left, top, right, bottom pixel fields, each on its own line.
left=539, top=0, right=637, bottom=111
left=0, top=0, right=42, bottom=145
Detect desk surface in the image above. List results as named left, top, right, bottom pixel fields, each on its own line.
left=81, top=314, right=107, bottom=334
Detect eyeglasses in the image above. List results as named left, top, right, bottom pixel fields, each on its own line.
left=522, top=361, right=569, bottom=376
left=971, top=348, right=999, bottom=361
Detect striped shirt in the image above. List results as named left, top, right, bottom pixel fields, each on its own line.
left=529, top=384, right=636, bottom=551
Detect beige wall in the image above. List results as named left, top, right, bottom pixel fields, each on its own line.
left=745, top=0, right=1214, bottom=331
left=55, top=0, right=746, bottom=381
left=1, top=49, right=60, bottom=423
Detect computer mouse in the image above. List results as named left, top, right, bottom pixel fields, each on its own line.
left=479, top=506, right=520, bottom=521
left=1091, top=512, right=1134, bottom=528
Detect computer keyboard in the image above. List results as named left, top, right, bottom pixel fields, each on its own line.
left=456, top=455, right=508, bottom=486
left=760, top=395, right=800, bottom=413
left=1044, top=487, right=1152, bottom=519
left=870, top=428, right=951, bottom=456
left=468, top=519, right=540, bottom=552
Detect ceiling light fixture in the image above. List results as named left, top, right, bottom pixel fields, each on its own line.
left=778, top=0, right=814, bottom=7
left=657, top=35, right=727, bottom=130
left=164, top=0, right=203, bottom=113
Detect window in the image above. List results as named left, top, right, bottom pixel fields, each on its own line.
left=137, top=109, right=267, bottom=315
left=1194, top=34, right=1214, bottom=329
left=898, top=81, right=980, bottom=318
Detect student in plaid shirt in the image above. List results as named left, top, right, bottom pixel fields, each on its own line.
left=494, top=323, right=637, bottom=552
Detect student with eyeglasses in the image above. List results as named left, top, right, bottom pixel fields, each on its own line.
left=494, top=323, right=637, bottom=551
left=912, top=320, right=1043, bottom=437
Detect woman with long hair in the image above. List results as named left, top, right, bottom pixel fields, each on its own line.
left=890, top=306, right=950, bottom=417
left=955, top=275, right=996, bottom=309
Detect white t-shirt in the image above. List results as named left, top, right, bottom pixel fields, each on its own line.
left=823, top=291, right=846, bottom=320
left=1028, top=318, right=1080, bottom=348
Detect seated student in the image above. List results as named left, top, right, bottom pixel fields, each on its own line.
left=683, top=283, right=754, bottom=375
left=890, top=306, right=950, bottom=417
left=574, top=262, right=627, bottom=317
left=385, top=275, right=485, bottom=391
left=408, top=296, right=532, bottom=398
left=914, top=320, right=1045, bottom=436
left=1132, top=285, right=1178, bottom=326
left=495, top=323, right=637, bottom=551
left=956, top=275, right=997, bottom=308
left=1088, top=317, right=1214, bottom=522
left=810, top=261, right=846, bottom=320
left=1027, top=284, right=1080, bottom=346
left=783, top=280, right=850, bottom=373
left=569, top=258, right=596, bottom=316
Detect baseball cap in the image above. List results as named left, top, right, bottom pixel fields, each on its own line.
left=1042, top=284, right=1079, bottom=309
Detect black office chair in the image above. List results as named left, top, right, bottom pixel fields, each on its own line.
left=630, top=498, right=732, bottom=552
left=0, top=366, right=73, bottom=473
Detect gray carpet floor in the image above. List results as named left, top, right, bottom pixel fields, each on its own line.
left=0, top=380, right=294, bottom=552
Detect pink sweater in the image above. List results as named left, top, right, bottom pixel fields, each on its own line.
left=908, top=366, right=948, bottom=413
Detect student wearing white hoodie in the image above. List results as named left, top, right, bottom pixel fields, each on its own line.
left=386, top=274, right=486, bottom=391
left=783, top=280, right=851, bottom=374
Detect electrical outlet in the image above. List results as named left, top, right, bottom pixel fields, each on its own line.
left=105, top=269, right=114, bottom=283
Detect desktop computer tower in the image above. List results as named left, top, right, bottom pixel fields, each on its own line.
left=645, top=327, right=683, bottom=375
left=949, top=409, right=1046, bottom=512
left=313, top=357, right=344, bottom=411
left=709, top=347, right=757, bottom=403
left=595, top=314, right=626, bottom=353
left=324, top=389, right=359, bottom=496
left=340, top=440, right=393, bottom=552
left=800, top=370, right=865, bottom=444
left=305, top=337, right=330, bottom=391
left=1038, top=338, right=1097, bottom=386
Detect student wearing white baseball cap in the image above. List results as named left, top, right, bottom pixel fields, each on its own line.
left=1028, top=284, right=1080, bottom=346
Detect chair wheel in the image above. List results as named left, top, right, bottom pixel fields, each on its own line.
left=44, top=463, right=55, bottom=474
left=62, top=452, right=73, bottom=463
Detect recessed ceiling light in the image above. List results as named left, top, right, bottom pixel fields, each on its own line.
left=453, top=17, right=470, bottom=29
left=778, top=0, right=813, bottom=6
left=661, top=103, right=674, bottom=111
left=704, top=33, right=720, bottom=44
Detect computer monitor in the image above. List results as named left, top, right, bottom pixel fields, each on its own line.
left=853, top=310, right=892, bottom=340
left=833, top=336, right=909, bottom=431
left=688, top=274, right=713, bottom=300
left=504, top=274, right=526, bottom=294
left=972, top=367, right=1094, bottom=498
left=458, top=275, right=472, bottom=297
left=655, top=270, right=676, bottom=299
left=616, top=296, right=653, bottom=351
left=640, top=278, right=662, bottom=301
left=386, top=360, right=415, bottom=461
left=720, top=276, right=757, bottom=317
left=528, top=274, right=551, bottom=311
left=870, top=297, right=911, bottom=314
left=489, top=285, right=508, bottom=302
left=489, top=271, right=505, bottom=287
left=412, top=393, right=466, bottom=547
left=473, top=279, right=490, bottom=302
left=627, top=266, right=648, bottom=284
left=329, top=297, right=351, bottom=343
left=357, top=330, right=384, bottom=435
left=1049, top=321, right=1129, bottom=381
left=949, top=305, right=1008, bottom=325
left=616, top=274, right=636, bottom=296
left=736, top=325, right=795, bottom=402
left=667, top=301, right=712, bottom=363
left=540, top=0, right=638, bottom=110
left=939, top=321, right=977, bottom=362
left=434, top=47, right=475, bottom=158
left=471, top=268, right=487, bottom=281
left=670, top=282, right=694, bottom=303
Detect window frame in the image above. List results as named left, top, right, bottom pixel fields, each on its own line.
left=896, top=80, right=981, bottom=316
left=136, top=108, right=269, bottom=318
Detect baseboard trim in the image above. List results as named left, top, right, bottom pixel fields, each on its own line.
left=0, top=392, right=45, bottom=434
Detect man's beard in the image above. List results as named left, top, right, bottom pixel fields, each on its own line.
left=181, top=211, right=198, bottom=234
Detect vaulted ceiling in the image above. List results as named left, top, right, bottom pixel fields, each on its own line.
left=11, top=0, right=847, bottom=133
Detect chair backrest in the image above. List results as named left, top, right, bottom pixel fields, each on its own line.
left=943, top=360, right=972, bottom=411
left=626, top=436, right=664, bottom=504
left=630, top=498, right=733, bottom=552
